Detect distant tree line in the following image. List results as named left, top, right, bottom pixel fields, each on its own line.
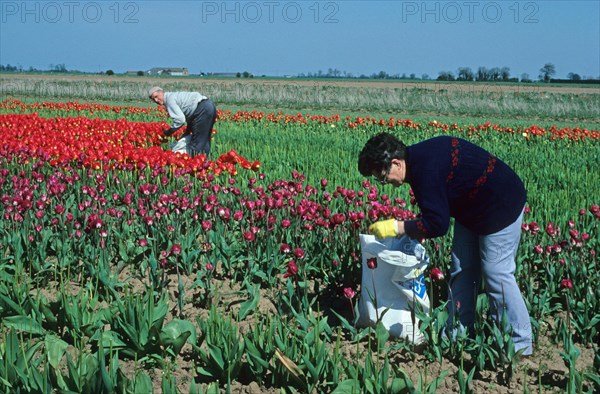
left=1, top=63, right=598, bottom=83
left=1, top=63, right=70, bottom=73
left=438, top=66, right=515, bottom=82
left=299, top=68, right=430, bottom=80
left=299, top=63, right=598, bottom=83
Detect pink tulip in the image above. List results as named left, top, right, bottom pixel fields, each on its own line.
left=294, top=247, right=305, bottom=259
left=560, top=278, right=573, bottom=289
left=569, top=229, right=579, bottom=239
left=545, top=222, right=557, bottom=237
left=243, top=231, right=255, bottom=242
left=343, top=287, right=355, bottom=299
left=283, top=260, right=298, bottom=278
left=582, top=233, right=590, bottom=241
left=367, top=258, right=377, bottom=269
left=233, top=210, right=243, bottom=221
left=430, top=267, right=445, bottom=281
left=202, top=220, right=212, bottom=231
left=529, top=222, right=540, bottom=234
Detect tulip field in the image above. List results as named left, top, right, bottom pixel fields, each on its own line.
left=0, top=90, right=599, bottom=393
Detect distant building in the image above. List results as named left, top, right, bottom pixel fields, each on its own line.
left=147, top=67, right=189, bottom=76
left=126, top=70, right=144, bottom=76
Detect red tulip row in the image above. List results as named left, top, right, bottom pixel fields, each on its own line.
left=0, top=98, right=168, bottom=118
left=3, top=99, right=598, bottom=141
left=0, top=113, right=260, bottom=176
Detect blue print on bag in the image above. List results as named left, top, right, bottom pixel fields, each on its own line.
left=412, top=274, right=427, bottom=300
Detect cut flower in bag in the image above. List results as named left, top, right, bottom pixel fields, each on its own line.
left=356, top=234, right=430, bottom=343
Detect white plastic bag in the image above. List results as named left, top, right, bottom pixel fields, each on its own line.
left=356, top=234, right=430, bottom=343
left=170, top=135, right=191, bottom=154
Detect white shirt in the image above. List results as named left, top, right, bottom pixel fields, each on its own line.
left=164, top=91, right=207, bottom=128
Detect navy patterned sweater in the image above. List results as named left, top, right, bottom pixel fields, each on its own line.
left=403, top=136, right=526, bottom=239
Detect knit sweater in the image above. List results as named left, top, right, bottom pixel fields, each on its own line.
left=403, top=136, right=526, bottom=239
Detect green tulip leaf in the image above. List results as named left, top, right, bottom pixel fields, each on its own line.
left=160, top=319, right=196, bottom=355
left=3, top=315, right=45, bottom=335
left=45, top=334, right=69, bottom=369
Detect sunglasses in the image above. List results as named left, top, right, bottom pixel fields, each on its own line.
left=376, top=166, right=390, bottom=185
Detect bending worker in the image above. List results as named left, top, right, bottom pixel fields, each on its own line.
left=359, top=132, right=533, bottom=356
left=148, top=86, right=217, bottom=157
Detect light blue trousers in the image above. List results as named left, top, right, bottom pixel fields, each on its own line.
left=449, top=210, right=533, bottom=355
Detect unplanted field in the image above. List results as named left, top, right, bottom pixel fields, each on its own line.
left=2, top=73, right=599, bottom=121
left=2, top=72, right=599, bottom=94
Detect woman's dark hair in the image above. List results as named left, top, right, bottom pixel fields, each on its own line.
left=358, top=132, right=407, bottom=177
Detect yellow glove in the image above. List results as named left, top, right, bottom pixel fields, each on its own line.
left=369, top=219, right=398, bottom=239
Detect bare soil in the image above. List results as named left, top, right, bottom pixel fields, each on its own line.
left=85, top=264, right=595, bottom=393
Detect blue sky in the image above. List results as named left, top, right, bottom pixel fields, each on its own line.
left=1, top=0, right=599, bottom=79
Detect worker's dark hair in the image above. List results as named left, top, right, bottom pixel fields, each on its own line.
left=358, top=132, right=407, bottom=177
